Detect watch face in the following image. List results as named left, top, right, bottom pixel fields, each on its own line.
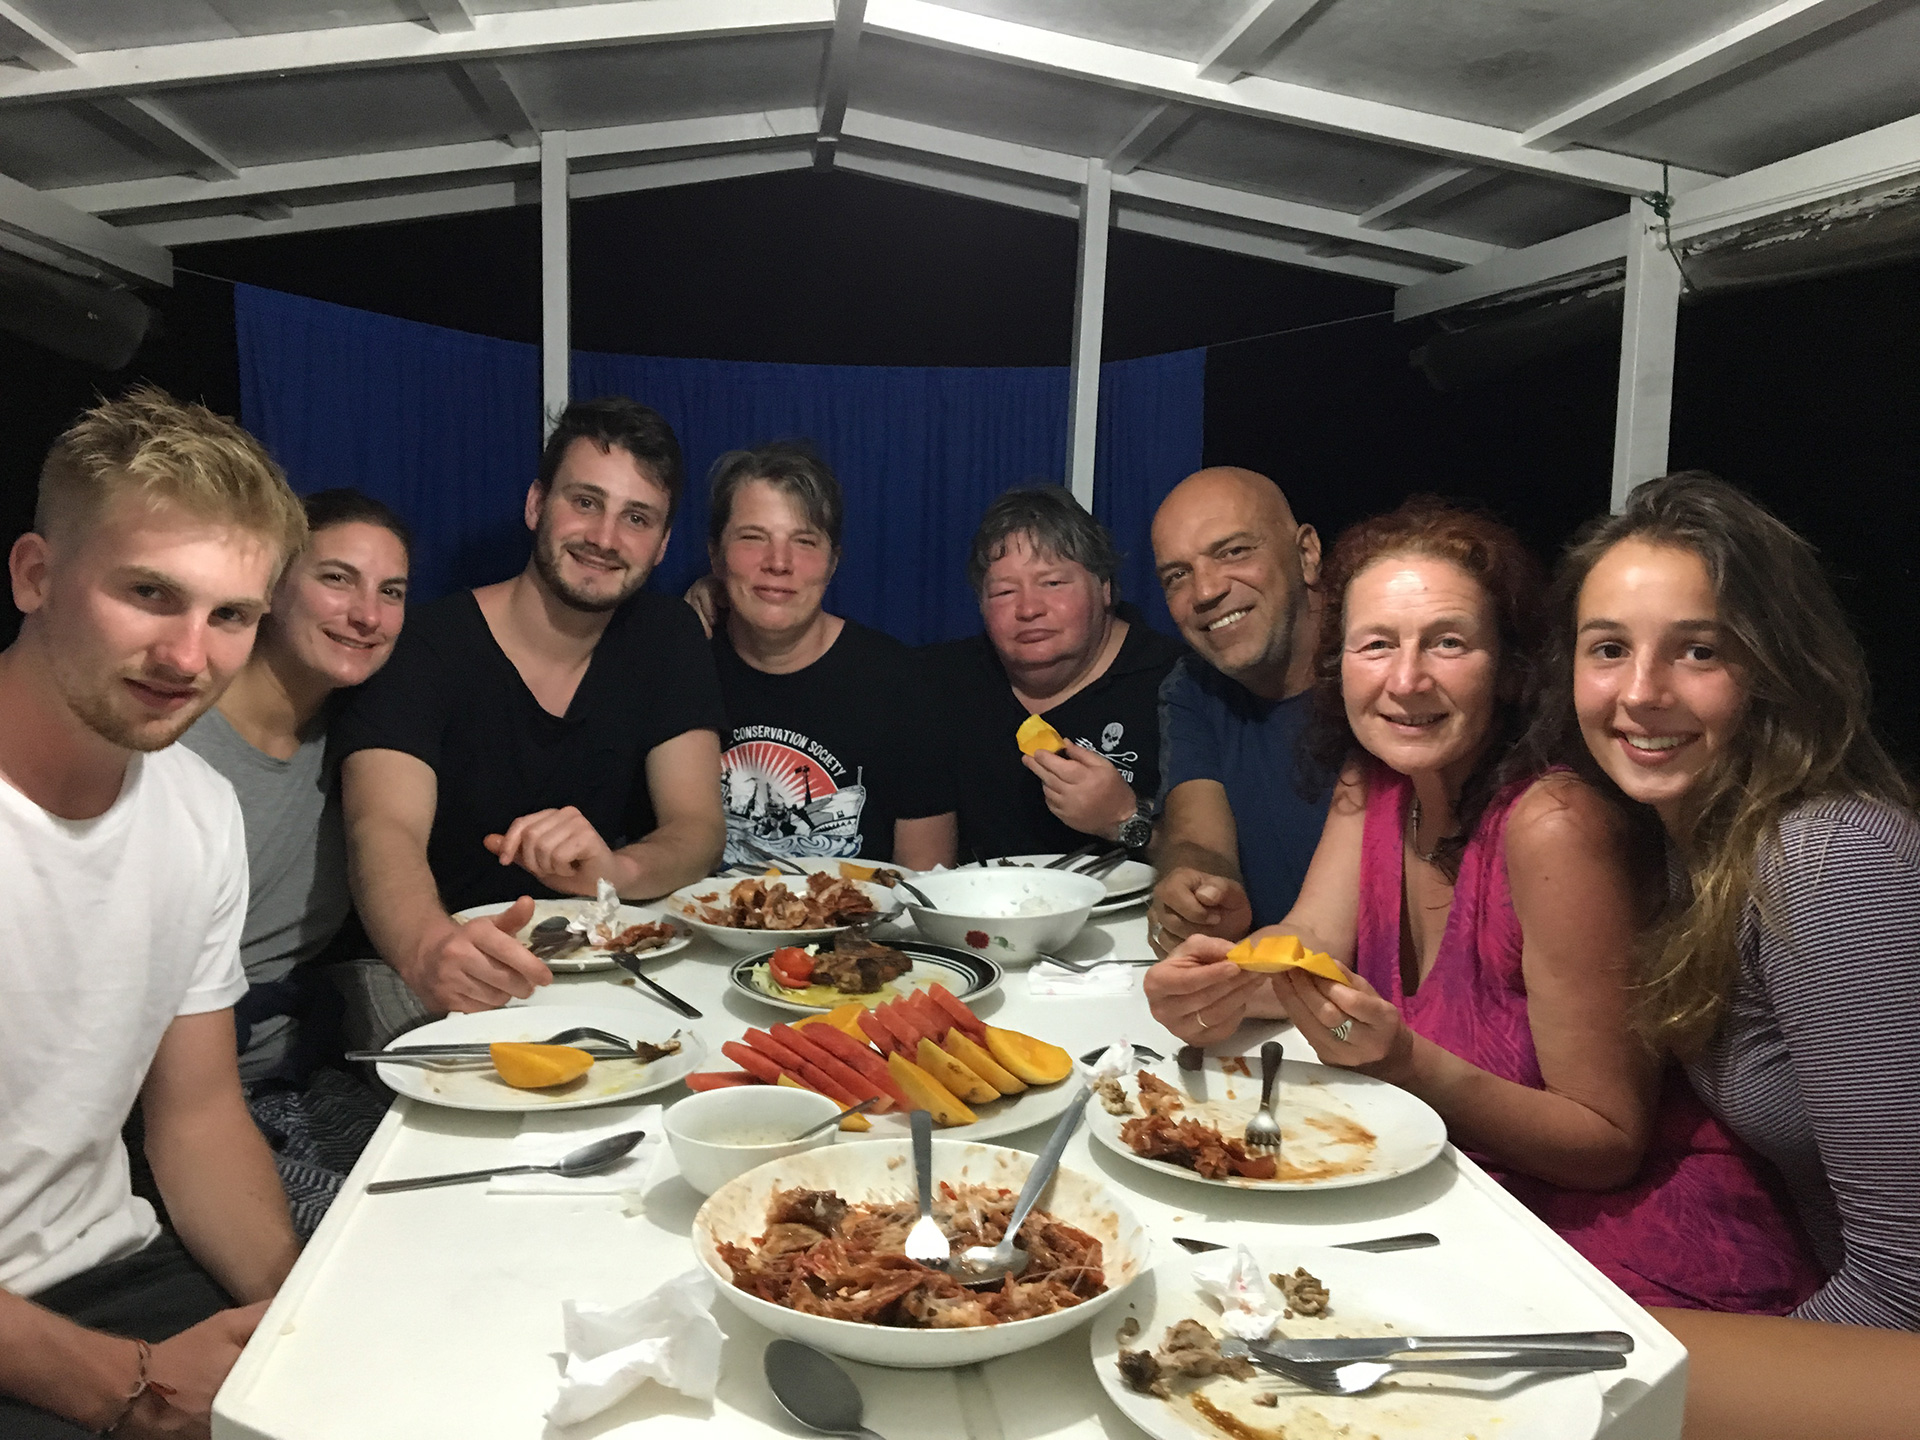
left=1119, top=815, right=1153, bottom=850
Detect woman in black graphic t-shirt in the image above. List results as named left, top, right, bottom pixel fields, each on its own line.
left=699, top=444, right=956, bottom=869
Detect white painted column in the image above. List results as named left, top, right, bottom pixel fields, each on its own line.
left=540, top=129, right=570, bottom=437
left=1065, top=157, right=1112, bottom=510
left=1609, top=194, right=1681, bottom=511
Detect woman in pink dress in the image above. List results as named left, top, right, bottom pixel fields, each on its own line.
left=1144, top=497, right=1817, bottom=1311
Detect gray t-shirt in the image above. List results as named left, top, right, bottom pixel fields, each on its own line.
left=180, top=706, right=349, bottom=1080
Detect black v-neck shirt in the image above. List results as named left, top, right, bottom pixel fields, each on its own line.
left=334, top=589, right=725, bottom=909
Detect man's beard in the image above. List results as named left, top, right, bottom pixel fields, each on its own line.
left=1215, top=573, right=1309, bottom=684
left=64, top=668, right=215, bottom=753
left=531, top=523, right=645, bottom=614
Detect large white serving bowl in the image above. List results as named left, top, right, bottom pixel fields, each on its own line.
left=663, top=876, right=900, bottom=954
left=693, top=1138, right=1150, bottom=1368
left=664, top=1085, right=843, bottom=1196
left=902, top=868, right=1106, bottom=963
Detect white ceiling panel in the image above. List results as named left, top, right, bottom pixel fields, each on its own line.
left=1598, top=2, right=1920, bottom=175
left=853, top=34, right=1151, bottom=158
left=0, top=103, right=181, bottom=187
left=496, top=32, right=824, bottom=130
left=10, top=0, right=422, bottom=52
left=1416, top=170, right=1626, bottom=249
left=1148, top=110, right=1440, bottom=213
left=158, top=66, right=496, bottom=167
left=1254, top=0, right=1788, bottom=132
left=930, top=0, right=1250, bottom=62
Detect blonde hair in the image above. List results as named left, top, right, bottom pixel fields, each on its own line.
left=38, top=386, right=307, bottom=575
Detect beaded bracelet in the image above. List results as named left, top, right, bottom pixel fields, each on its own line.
left=99, top=1339, right=177, bottom=1436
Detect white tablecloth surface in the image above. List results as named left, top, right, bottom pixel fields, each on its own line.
left=213, top=910, right=1687, bottom=1440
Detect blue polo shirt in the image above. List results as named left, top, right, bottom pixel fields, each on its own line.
left=1157, top=655, right=1331, bottom=927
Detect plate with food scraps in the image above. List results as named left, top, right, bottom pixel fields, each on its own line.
left=666, top=873, right=902, bottom=954
left=995, top=853, right=1155, bottom=914
left=729, top=937, right=1000, bottom=1014
left=453, top=896, right=689, bottom=973
left=1085, top=1054, right=1445, bottom=1191
left=1092, top=1242, right=1604, bottom=1440
left=375, top=1006, right=708, bottom=1113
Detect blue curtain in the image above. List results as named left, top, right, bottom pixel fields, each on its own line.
left=236, top=283, right=1202, bottom=644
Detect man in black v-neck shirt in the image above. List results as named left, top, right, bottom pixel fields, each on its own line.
left=334, top=399, right=726, bottom=1015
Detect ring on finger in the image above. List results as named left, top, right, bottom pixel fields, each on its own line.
left=1328, top=1018, right=1355, bottom=1042
left=1196, top=1011, right=1211, bottom=1031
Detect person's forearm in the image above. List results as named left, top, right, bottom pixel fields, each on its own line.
left=1377, top=1034, right=1644, bottom=1189
left=0, top=1291, right=141, bottom=1428
left=1152, top=835, right=1242, bottom=882
left=146, top=1092, right=299, bottom=1303
left=609, top=815, right=725, bottom=900
left=1651, top=1308, right=1920, bottom=1440
left=349, top=815, right=455, bottom=977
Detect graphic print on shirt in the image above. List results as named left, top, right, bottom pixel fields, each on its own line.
left=721, top=728, right=867, bottom=861
left=1072, top=719, right=1139, bottom=784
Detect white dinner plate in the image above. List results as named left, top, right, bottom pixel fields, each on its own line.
left=851, top=1065, right=1086, bottom=1145
left=1086, top=1054, right=1446, bottom=1191
left=452, top=898, right=690, bottom=972
left=665, top=876, right=902, bottom=954
left=375, top=1006, right=707, bottom=1112
left=1092, top=1242, right=1604, bottom=1440
left=996, top=853, right=1155, bottom=914
left=728, top=940, right=1000, bottom=1014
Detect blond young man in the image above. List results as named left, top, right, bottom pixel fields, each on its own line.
left=0, top=389, right=304, bottom=1439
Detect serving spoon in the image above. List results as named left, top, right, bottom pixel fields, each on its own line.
left=948, top=1081, right=1091, bottom=1288
left=764, top=1338, right=889, bottom=1439
left=365, top=1129, right=645, bottom=1194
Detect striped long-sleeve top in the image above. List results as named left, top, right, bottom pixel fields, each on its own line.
left=1687, top=795, right=1920, bottom=1329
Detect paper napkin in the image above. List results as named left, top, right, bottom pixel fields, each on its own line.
left=487, top=1103, right=666, bottom=1196
left=1026, top=960, right=1139, bottom=998
left=1190, top=1245, right=1284, bottom=1340
left=547, top=1269, right=725, bottom=1427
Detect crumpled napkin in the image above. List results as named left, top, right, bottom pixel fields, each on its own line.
left=1190, top=1244, right=1284, bottom=1340
left=487, top=1103, right=666, bottom=1196
left=1026, top=960, right=1138, bottom=998
left=568, top=877, right=622, bottom=942
left=1088, top=1035, right=1134, bottom=1080
left=546, top=1269, right=725, bottom=1427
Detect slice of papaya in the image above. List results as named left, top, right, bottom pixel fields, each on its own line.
left=983, top=1026, right=1073, bottom=1085
left=1225, top=933, right=1355, bottom=986
left=885, top=1052, right=976, bottom=1126
left=916, top=1038, right=999, bottom=1105
left=489, top=1042, right=594, bottom=1089
left=1015, top=714, right=1067, bottom=756
left=942, top=1029, right=1026, bottom=1096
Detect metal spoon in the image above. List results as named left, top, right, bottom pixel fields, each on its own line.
left=364, top=1129, right=645, bottom=1194
left=789, top=1097, right=881, bottom=1140
left=949, top=1081, right=1090, bottom=1288
left=763, top=1338, right=889, bottom=1439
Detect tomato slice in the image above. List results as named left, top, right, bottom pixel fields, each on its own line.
left=768, top=946, right=814, bottom=988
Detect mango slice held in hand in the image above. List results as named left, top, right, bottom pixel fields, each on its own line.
left=1016, top=714, right=1067, bottom=756
left=1226, top=934, right=1355, bottom=986
left=489, top=1042, right=595, bottom=1089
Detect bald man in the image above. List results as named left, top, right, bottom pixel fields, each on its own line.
left=1146, top=468, right=1332, bottom=956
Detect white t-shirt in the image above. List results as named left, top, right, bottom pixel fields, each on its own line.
left=0, top=746, right=248, bottom=1297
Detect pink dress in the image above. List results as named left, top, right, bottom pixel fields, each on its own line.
left=1355, top=765, right=1822, bottom=1313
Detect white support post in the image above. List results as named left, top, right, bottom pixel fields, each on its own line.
left=1065, top=158, right=1110, bottom=510
left=540, top=130, right=569, bottom=438
left=1610, top=196, right=1681, bottom=511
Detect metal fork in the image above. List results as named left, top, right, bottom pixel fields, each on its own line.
left=736, top=835, right=808, bottom=876
left=1243, top=1040, right=1284, bottom=1151
left=1041, top=953, right=1156, bottom=973
left=1221, top=1340, right=1629, bottom=1395
left=903, top=1110, right=952, bottom=1268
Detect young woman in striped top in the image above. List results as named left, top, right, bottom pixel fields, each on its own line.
left=1532, top=471, right=1920, bottom=1437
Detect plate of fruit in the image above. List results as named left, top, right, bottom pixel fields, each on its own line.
left=686, top=986, right=1081, bottom=1142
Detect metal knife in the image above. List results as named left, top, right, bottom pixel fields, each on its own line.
left=611, top=951, right=703, bottom=1018
left=1259, top=1329, right=1635, bottom=1363
left=1172, top=1232, right=1440, bottom=1256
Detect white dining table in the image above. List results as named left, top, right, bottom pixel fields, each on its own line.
left=212, top=909, right=1688, bottom=1440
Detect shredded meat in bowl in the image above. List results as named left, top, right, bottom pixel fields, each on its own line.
left=717, top=1184, right=1107, bottom=1327
left=691, top=873, right=878, bottom=930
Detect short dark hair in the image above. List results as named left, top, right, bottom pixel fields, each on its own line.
left=301, top=487, right=412, bottom=558
left=537, top=396, right=684, bottom=520
left=967, top=485, right=1120, bottom=600
left=706, top=441, right=844, bottom=551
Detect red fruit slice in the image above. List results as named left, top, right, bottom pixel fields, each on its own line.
left=685, top=1071, right=760, bottom=1091
left=927, top=982, right=987, bottom=1040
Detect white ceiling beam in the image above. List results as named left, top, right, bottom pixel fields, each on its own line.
left=1065, top=158, right=1110, bottom=506
left=864, top=0, right=1703, bottom=196
left=541, top=131, right=568, bottom=432
left=813, top=0, right=866, bottom=168
left=1523, top=0, right=1889, bottom=151
left=89, top=96, right=242, bottom=180
left=1399, top=106, right=1920, bottom=319
left=0, top=0, right=76, bottom=69
left=1358, top=166, right=1492, bottom=229
left=1104, top=103, right=1193, bottom=176
left=841, top=109, right=1495, bottom=266
left=0, top=169, right=170, bottom=284
left=455, top=61, right=539, bottom=148
left=835, top=149, right=1078, bottom=217
left=1610, top=195, right=1681, bottom=510
left=569, top=147, right=813, bottom=199
left=0, top=0, right=834, bottom=103
left=417, top=0, right=476, bottom=35
left=1112, top=208, right=1432, bottom=287
left=52, top=109, right=819, bottom=216
left=1197, top=0, right=1321, bottom=82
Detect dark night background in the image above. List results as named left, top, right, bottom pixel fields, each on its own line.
left=3, top=167, right=1914, bottom=761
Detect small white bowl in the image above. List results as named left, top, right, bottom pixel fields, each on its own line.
left=694, top=1137, right=1149, bottom=1368
left=903, top=868, right=1107, bottom=963
left=664, top=1086, right=842, bottom=1196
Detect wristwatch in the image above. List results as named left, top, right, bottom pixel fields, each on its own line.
left=1115, top=797, right=1154, bottom=852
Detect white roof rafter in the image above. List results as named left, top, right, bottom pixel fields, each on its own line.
left=417, top=0, right=477, bottom=35
left=813, top=0, right=867, bottom=168
left=453, top=61, right=540, bottom=148
left=0, top=0, right=76, bottom=70
left=1196, top=0, right=1321, bottom=83
left=1105, top=104, right=1193, bottom=176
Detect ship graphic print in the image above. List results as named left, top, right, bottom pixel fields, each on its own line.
left=720, top=736, right=867, bottom=863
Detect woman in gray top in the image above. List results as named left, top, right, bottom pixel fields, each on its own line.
left=1527, top=471, right=1919, bottom=1436
left=180, top=488, right=410, bottom=1232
